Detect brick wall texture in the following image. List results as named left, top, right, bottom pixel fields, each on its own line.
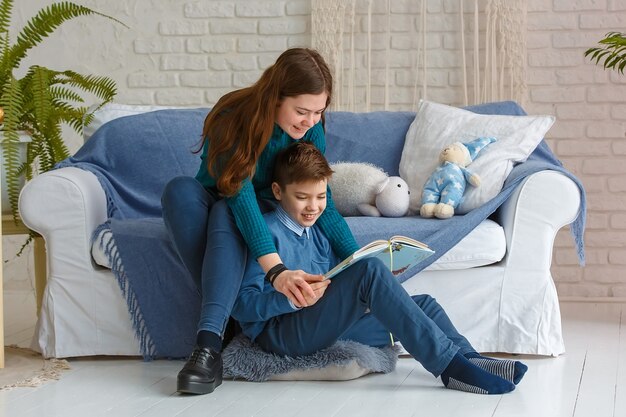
left=7, top=0, right=626, bottom=298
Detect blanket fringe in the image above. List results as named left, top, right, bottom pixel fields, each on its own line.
left=94, top=222, right=157, bottom=360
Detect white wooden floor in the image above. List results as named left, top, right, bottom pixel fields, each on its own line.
left=1, top=290, right=625, bottom=417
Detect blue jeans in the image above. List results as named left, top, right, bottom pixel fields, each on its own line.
left=255, top=258, right=475, bottom=377
left=161, top=176, right=275, bottom=337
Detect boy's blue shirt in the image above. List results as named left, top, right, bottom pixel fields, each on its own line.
left=231, top=205, right=342, bottom=342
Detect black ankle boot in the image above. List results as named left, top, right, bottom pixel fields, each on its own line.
left=177, top=346, right=223, bottom=395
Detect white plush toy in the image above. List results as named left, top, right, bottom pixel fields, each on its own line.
left=329, top=162, right=410, bottom=217
left=357, top=176, right=411, bottom=217
left=329, top=162, right=387, bottom=216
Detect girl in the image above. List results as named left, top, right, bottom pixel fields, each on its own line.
left=161, top=48, right=359, bottom=395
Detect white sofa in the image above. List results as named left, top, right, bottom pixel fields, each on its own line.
left=18, top=103, right=582, bottom=358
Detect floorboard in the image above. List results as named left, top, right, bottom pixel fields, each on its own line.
left=572, top=304, right=621, bottom=417
left=2, top=294, right=626, bottom=417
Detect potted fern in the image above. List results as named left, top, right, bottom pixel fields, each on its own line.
left=585, top=31, right=626, bottom=74
left=0, top=0, right=124, bottom=222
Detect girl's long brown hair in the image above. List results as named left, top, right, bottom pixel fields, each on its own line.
left=202, top=48, right=333, bottom=197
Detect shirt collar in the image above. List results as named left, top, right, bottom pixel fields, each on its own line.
left=275, top=205, right=310, bottom=238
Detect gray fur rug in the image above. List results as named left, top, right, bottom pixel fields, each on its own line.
left=222, top=334, right=399, bottom=382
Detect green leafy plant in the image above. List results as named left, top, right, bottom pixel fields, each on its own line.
left=585, top=31, right=626, bottom=74
left=0, top=0, right=125, bottom=222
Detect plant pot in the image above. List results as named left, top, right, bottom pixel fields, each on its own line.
left=1, top=132, right=31, bottom=214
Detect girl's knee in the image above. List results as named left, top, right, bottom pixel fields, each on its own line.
left=162, top=176, right=204, bottom=204
left=210, top=199, right=233, bottom=218
left=208, top=199, right=240, bottom=234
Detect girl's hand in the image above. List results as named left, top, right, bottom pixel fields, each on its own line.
left=273, top=269, right=326, bottom=307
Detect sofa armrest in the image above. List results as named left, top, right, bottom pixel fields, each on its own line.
left=489, top=171, right=580, bottom=355
left=19, top=167, right=143, bottom=358
left=495, top=170, right=581, bottom=269
left=19, top=167, right=108, bottom=266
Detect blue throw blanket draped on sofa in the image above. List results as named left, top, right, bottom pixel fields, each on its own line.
left=57, top=104, right=586, bottom=359
left=346, top=139, right=586, bottom=276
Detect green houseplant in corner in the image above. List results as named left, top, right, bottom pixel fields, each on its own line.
left=0, top=0, right=124, bottom=223
left=585, top=31, right=626, bottom=74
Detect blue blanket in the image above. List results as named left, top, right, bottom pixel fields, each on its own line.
left=58, top=107, right=586, bottom=359
left=346, top=139, right=586, bottom=278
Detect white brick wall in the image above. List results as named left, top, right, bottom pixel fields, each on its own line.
left=5, top=0, right=626, bottom=299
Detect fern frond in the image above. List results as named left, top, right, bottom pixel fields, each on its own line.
left=45, top=128, right=70, bottom=170
left=0, top=0, right=12, bottom=35
left=0, top=0, right=12, bottom=59
left=29, top=66, right=55, bottom=131
left=24, top=130, right=43, bottom=178
left=56, top=105, right=89, bottom=134
left=3, top=1, right=126, bottom=74
left=82, top=112, right=95, bottom=128
left=15, top=235, right=34, bottom=258
left=0, top=31, right=9, bottom=75
left=0, top=74, right=25, bottom=221
left=14, top=159, right=29, bottom=179
left=28, top=126, right=68, bottom=173
left=59, top=70, right=118, bottom=103
left=49, top=85, right=85, bottom=104
left=48, top=99, right=86, bottom=134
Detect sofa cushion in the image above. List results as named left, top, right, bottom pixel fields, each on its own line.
left=424, top=219, right=505, bottom=270
left=399, top=100, right=555, bottom=214
left=325, top=111, right=416, bottom=176
left=92, top=218, right=505, bottom=272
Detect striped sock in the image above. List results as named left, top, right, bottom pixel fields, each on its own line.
left=465, top=352, right=528, bottom=385
left=440, top=353, right=515, bottom=395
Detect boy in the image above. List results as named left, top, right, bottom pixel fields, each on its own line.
left=231, top=142, right=526, bottom=394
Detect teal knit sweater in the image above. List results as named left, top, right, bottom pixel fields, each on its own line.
left=195, top=122, right=359, bottom=261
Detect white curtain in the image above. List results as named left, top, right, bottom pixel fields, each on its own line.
left=311, top=0, right=528, bottom=111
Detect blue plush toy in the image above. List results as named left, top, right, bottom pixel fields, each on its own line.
left=420, top=137, right=496, bottom=219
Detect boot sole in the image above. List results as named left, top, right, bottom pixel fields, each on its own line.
left=177, top=373, right=223, bottom=395
left=177, top=379, right=222, bottom=395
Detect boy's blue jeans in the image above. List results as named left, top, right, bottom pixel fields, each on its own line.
left=255, top=258, right=476, bottom=377
left=161, top=176, right=275, bottom=337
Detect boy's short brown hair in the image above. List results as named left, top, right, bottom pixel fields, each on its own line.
left=272, top=142, right=333, bottom=188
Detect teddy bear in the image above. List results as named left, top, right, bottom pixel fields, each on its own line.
left=328, top=162, right=410, bottom=217
left=420, top=137, right=496, bottom=219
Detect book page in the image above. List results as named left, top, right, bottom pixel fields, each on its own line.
left=324, top=236, right=433, bottom=280
left=390, top=235, right=430, bottom=249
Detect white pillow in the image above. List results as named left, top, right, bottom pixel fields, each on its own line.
left=82, top=103, right=184, bottom=142
left=399, top=100, right=555, bottom=214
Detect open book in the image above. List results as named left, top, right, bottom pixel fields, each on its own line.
left=324, top=236, right=434, bottom=280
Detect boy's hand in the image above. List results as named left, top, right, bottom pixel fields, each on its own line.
left=302, top=280, right=330, bottom=307
left=273, top=270, right=326, bottom=308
